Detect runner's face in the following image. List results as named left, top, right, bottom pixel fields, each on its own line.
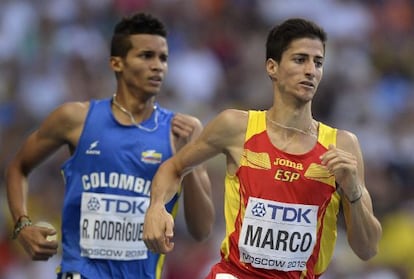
left=120, top=34, right=168, bottom=96
left=274, top=38, right=324, bottom=102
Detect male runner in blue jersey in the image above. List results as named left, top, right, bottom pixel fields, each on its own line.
left=5, top=12, right=214, bottom=279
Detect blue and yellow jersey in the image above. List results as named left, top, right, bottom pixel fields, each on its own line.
left=59, top=98, right=178, bottom=279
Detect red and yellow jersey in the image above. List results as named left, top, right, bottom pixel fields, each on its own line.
left=215, top=110, right=341, bottom=279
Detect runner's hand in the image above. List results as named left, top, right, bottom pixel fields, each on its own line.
left=143, top=204, right=175, bottom=254
left=17, top=225, right=58, bottom=261
left=172, top=113, right=196, bottom=141
left=320, top=144, right=360, bottom=199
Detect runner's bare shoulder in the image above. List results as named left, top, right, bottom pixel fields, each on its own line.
left=40, top=101, right=90, bottom=145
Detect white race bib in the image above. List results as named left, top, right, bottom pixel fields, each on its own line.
left=79, top=192, right=149, bottom=260
left=238, top=197, right=318, bottom=271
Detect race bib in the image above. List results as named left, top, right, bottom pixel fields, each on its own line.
left=238, top=197, right=318, bottom=271
left=79, top=192, right=149, bottom=260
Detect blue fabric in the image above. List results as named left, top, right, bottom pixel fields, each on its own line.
left=58, top=98, right=178, bottom=279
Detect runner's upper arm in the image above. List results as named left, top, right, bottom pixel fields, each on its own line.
left=336, top=129, right=365, bottom=181
left=175, top=109, right=247, bottom=173
left=12, top=102, right=88, bottom=173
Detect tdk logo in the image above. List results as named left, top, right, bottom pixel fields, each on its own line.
left=100, top=197, right=148, bottom=214
left=251, top=202, right=266, bottom=217
left=267, top=204, right=312, bottom=224
left=87, top=197, right=101, bottom=211
left=251, top=201, right=312, bottom=224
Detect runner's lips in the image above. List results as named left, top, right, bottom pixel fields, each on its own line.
left=300, top=81, right=314, bottom=88
left=149, top=76, right=162, bottom=82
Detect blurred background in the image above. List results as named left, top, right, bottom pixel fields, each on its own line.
left=0, top=0, right=414, bottom=278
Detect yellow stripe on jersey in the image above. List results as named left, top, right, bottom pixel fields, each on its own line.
left=313, top=122, right=341, bottom=275
left=304, top=163, right=335, bottom=186
left=317, top=122, right=337, bottom=149
left=220, top=173, right=243, bottom=261
left=155, top=254, right=165, bottom=279
left=240, top=149, right=272, bottom=170
left=245, top=110, right=266, bottom=141
left=314, top=191, right=341, bottom=275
